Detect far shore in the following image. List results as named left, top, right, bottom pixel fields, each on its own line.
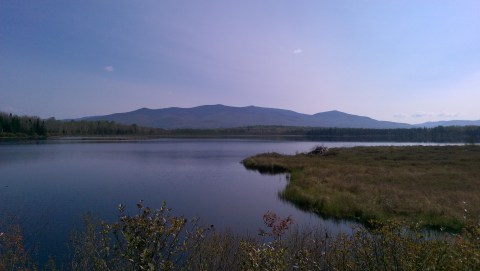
left=0, top=133, right=474, bottom=144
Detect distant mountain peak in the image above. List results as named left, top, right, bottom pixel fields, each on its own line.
left=318, top=110, right=351, bottom=115
left=81, top=105, right=414, bottom=129
left=324, top=110, right=343, bottom=113
left=135, top=107, right=152, bottom=112
left=199, top=104, right=226, bottom=108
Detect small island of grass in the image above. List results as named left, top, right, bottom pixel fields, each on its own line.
left=243, top=145, right=480, bottom=231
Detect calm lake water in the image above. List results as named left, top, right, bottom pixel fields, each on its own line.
left=0, top=139, right=445, bottom=262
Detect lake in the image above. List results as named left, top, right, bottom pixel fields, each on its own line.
left=0, top=139, right=445, bottom=263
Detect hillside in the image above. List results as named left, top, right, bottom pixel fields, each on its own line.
left=82, top=105, right=413, bottom=129
left=415, top=120, right=480, bottom=128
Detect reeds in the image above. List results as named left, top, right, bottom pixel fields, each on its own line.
left=243, top=146, right=480, bottom=231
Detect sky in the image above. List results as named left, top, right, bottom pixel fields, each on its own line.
left=1, top=0, right=479, bottom=124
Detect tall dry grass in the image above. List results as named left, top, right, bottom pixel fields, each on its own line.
left=243, top=146, right=480, bottom=230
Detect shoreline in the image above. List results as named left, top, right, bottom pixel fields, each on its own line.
left=1, top=134, right=472, bottom=144
left=242, top=145, right=480, bottom=231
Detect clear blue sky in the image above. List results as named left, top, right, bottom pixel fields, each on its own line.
left=1, top=0, right=479, bottom=123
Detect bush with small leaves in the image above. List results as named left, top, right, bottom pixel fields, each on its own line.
left=71, top=202, right=209, bottom=271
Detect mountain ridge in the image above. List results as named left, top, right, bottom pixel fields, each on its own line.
left=80, top=105, right=478, bottom=129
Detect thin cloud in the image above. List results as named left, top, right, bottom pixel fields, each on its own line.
left=293, top=48, right=302, bottom=54
left=410, top=112, right=460, bottom=120
left=393, top=113, right=407, bottom=118
left=437, top=112, right=459, bottom=118
left=104, top=66, right=114, bottom=72
left=411, top=112, right=433, bottom=118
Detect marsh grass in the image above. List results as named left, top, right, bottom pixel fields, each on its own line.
left=243, top=146, right=480, bottom=231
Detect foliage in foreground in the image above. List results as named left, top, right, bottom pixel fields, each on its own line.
left=1, top=203, right=479, bottom=270
left=70, top=202, right=207, bottom=271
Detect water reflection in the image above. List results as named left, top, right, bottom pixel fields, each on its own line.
left=0, top=139, right=450, bottom=262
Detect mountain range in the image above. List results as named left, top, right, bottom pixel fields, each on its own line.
left=81, top=105, right=480, bottom=130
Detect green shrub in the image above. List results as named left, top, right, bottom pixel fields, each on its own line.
left=3, top=203, right=479, bottom=270
left=71, top=202, right=209, bottom=271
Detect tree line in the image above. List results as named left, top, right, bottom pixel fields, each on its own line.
left=304, top=126, right=480, bottom=143
left=1, top=112, right=479, bottom=143
left=168, top=125, right=480, bottom=143
left=44, top=118, right=165, bottom=136
left=0, top=112, right=165, bottom=137
left=0, top=112, right=47, bottom=137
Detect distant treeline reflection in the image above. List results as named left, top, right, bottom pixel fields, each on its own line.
left=1, top=112, right=479, bottom=143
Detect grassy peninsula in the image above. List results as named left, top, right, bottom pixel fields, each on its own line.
left=243, top=145, right=480, bottom=231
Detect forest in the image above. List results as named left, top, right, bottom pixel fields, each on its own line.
left=304, top=126, right=480, bottom=143
left=168, top=125, right=480, bottom=143
left=0, top=112, right=165, bottom=137
left=0, top=112, right=47, bottom=137
left=1, top=112, right=479, bottom=143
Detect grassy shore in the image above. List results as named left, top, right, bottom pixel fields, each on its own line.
left=243, top=145, right=480, bottom=231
